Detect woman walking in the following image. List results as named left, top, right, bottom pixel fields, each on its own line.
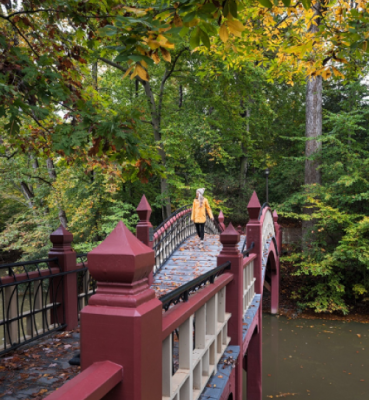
left=191, top=188, right=214, bottom=248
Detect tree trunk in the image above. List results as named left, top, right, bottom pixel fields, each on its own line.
left=141, top=79, right=172, bottom=220
left=20, top=182, right=34, bottom=209
left=240, top=109, right=250, bottom=189
left=304, top=76, right=322, bottom=186
left=46, top=157, right=68, bottom=227
left=92, top=62, right=98, bottom=90
left=302, top=1, right=322, bottom=239
left=179, top=85, right=183, bottom=108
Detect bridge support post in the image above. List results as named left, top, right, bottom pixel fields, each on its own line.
left=271, top=211, right=281, bottom=315
left=217, top=223, right=243, bottom=400
left=246, top=192, right=262, bottom=400
left=81, top=221, right=162, bottom=400
left=218, top=210, right=226, bottom=232
left=49, top=226, right=79, bottom=331
left=136, top=195, right=154, bottom=285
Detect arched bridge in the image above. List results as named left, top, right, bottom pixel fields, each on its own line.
left=0, top=191, right=281, bottom=400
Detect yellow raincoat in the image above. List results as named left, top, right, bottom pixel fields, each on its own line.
left=191, top=198, right=213, bottom=223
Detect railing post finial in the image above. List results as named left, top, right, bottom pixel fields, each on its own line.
left=136, top=195, right=154, bottom=283
left=136, top=194, right=152, bottom=222
left=247, top=191, right=261, bottom=220
left=49, top=225, right=73, bottom=252
left=218, top=210, right=225, bottom=232
left=136, top=194, right=154, bottom=247
left=219, top=222, right=240, bottom=257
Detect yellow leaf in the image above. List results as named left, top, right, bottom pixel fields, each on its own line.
left=147, top=39, right=160, bottom=50
left=187, top=18, right=200, bottom=28
left=228, top=24, right=242, bottom=37
left=173, top=14, right=182, bottom=27
left=162, top=41, right=175, bottom=49
left=141, top=59, right=148, bottom=69
left=227, top=19, right=245, bottom=33
left=123, top=65, right=133, bottom=79
left=219, top=24, right=229, bottom=43
left=332, top=66, right=345, bottom=78
left=130, top=66, right=138, bottom=80
left=152, top=51, right=160, bottom=64
left=124, top=6, right=147, bottom=15
left=160, top=47, right=171, bottom=62
left=136, top=46, right=146, bottom=55
left=136, top=64, right=149, bottom=81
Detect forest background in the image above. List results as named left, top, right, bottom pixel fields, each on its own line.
left=1, top=0, right=369, bottom=316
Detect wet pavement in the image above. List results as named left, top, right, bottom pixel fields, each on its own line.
left=151, top=234, right=246, bottom=296
left=0, top=330, right=80, bottom=399
left=262, top=314, right=369, bottom=399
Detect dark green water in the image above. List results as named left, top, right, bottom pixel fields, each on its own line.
left=262, top=314, right=369, bottom=399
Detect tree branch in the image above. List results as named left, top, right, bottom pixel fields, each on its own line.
left=22, top=173, right=53, bottom=186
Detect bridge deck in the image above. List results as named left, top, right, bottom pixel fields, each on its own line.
left=152, top=234, right=245, bottom=297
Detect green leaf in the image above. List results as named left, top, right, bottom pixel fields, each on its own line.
left=190, top=27, right=200, bottom=49
left=114, top=54, right=129, bottom=62
left=281, top=0, right=291, bottom=5
left=98, top=25, right=117, bottom=37
left=257, top=0, right=273, bottom=7
left=230, top=0, right=237, bottom=18
left=179, top=26, right=189, bottom=37
left=202, top=22, right=218, bottom=36
left=199, top=29, right=210, bottom=49
left=223, top=1, right=230, bottom=17
left=0, top=34, right=6, bottom=48
left=200, top=3, right=217, bottom=13
left=301, top=0, right=311, bottom=10
left=183, top=11, right=197, bottom=22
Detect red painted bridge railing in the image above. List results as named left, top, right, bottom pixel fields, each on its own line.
left=0, top=191, right=279, bottom=400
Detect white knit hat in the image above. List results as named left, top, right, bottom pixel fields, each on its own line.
left=196, top=188, right=205, bottom=207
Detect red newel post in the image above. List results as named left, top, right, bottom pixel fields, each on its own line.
left=218, top=210, right=226, bottom=232
left=271, top=211, right=281, bottom=315
left=136, top=195, right=153, bottom=248
left=237, top=225, right=243, bottom=235
left=49, top=226, right=79, bottom=331
left=136, top=195, right=154, bottom=285
left=217, top=223, right=243, bottom=400
left=273, top=210, right=282, bottom=255
left=81, top=221, right=162, bottom=400
left=246, top=192, right=262, bottom=294
left=245, top=192, right=262, bottom=400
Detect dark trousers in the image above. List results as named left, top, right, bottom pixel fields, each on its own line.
left=195, top=223, right=205, bottom=240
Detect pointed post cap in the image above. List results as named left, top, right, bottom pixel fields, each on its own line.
left=220, top=222, right=240, bottom=246
left=273, top=210, right=278, bottom=223
left=247, top=191, right=261, bottom=220
left=218, top=210, right=224, bottom=223
left=88, top=221, right=154, bottom=284
left=50, top=225, right=73, bottom=250
left=136, top=195, right=152, bottom=222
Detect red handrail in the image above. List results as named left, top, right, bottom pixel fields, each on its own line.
left=44, top=361, right=123, bottom=400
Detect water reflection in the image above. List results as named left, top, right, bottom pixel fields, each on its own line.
left=263, top=314, right=369, bottom=399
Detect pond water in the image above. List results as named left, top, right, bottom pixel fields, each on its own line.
left=262, top=314, right=369, bottom=399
